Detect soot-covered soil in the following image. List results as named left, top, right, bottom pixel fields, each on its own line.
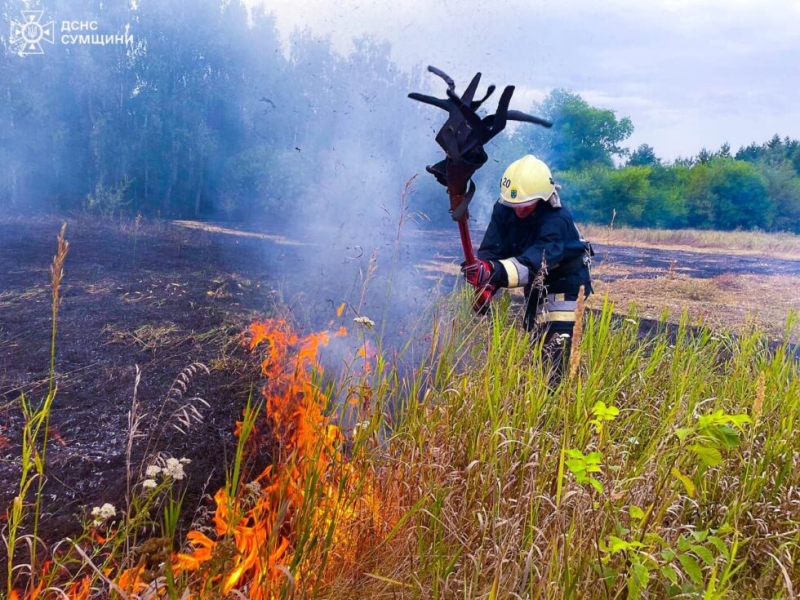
left=0, top=216, right=287, bottom=546
left=2, top=216, right=799, bottom=549
left=412, top=226, right=800, bottom=280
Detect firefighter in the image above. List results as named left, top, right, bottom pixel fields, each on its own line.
left=461, top=154, right=593, bottom=375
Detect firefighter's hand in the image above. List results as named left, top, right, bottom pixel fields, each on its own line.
left=461, top=259, right=495, bottom=288
left=472, top=285, right=496, bottom=314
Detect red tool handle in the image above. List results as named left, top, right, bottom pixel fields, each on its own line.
left=458, top=219, right=476, bottom=265
left=452, top=192, right=494, bottom=314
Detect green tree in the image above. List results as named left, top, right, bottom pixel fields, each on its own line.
left=686, top=159, right=770, bottom=230
left=791, top=146, right=800, bottom=177
left=606, top=167, right=651, bottom=225
left=716, top=142, right=731, bottom=159
left=761, top=161, right=800, bottom=232
left=643, top=164, right=691, bottom=228
left=627, top=143, right=661, bottom=167
left=673, top=156, right=696, bottom=168
left=735, top=142, right=762, bottom=163
left=557, top=166, right=609, bottom=223
left=515, top=89, right=633, bottom=171
left=696, top=148, right=713, bottom=165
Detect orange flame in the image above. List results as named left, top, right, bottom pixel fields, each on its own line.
left=12, top=318, right=387, bottom=600
left=172, top=319, right=384, bottom=597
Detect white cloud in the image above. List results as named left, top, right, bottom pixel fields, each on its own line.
left=248, top=0, right=800, bottom=159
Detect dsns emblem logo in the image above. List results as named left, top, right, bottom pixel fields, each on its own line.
left=10, top=11, right=55, bottom=56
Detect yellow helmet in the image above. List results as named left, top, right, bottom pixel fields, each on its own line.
left=499, top=155, right=555, bottom=206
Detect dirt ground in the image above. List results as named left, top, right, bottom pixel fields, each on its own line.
left=0, top=216, right=282, bottom=547
left=2, top=215, right=799, bottom=550
left=426, top=228, right=800, bottom=341
left=587, top=247, right=800, bottom=341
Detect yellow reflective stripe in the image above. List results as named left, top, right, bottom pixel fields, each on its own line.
left=499, top=258, right=519, bottom=287
left=499, top=257, right=530, bottom=288
left=547, top=312, right=577, bottom=322
left=535, top=293, right=578, bottom=324
left=536, top=311, right=576, bottom=324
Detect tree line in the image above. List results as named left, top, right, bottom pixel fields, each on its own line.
left=503, top=90, right=800, bottom=232
left=0, top=0, right=428, bottom=225
left=2, top=0, right=799, bottom=233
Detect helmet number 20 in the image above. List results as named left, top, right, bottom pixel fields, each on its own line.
left=501, top=177, right=511, bottom=188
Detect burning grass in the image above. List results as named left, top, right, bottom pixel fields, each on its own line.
left=4, top=289, right=393, bottom=598
left=170, top=319, right=388, bottom=598
left=4, top=227, right=800, bottom=599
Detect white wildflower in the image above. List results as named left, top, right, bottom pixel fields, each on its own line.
left=145, top=465, right=161, bottom=478
left=178, top=457, right=192, bottom=465
left=142, top=479, right=157, bottom=490
left=353, top=316, right=375, bottom=330
left=162, top=457, right=186, bottom=480
left=628, top=436, right=640, bottom=446
left=91, top=503, right=116, bottom=525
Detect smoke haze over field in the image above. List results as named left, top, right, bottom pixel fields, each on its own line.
left=0, top=0, right=476, bottom=342
left=3, top=0, right=800, bottom=339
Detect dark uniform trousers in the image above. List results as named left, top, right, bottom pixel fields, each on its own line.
left=523, top=289, right=581, bottom=381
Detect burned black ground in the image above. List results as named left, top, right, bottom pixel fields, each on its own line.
left=0, top=216, right=279, bottom=546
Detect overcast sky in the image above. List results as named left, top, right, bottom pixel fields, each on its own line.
left=250, top=0, right=800, bottom=160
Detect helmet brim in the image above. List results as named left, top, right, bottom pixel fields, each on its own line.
left=498, top=196, right=541, bottom=208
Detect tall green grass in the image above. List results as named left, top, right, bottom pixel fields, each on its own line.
left=342, top=292, right=799, bottom=599
left=4, top=225, right=69, bottom=597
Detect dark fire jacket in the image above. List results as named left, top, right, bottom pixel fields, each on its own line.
left=476, top=200, right=593, bottom=298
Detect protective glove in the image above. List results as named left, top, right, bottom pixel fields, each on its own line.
left=472, top=285, right=496, bottom=315
left=461, top=259, right=496, bottom=288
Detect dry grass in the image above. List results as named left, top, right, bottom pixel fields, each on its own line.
left=584, top=225, right=800, bottom=259
left=172, top=220, right=310, bottom=247
left=343, top=299, right=800, bottom=599
left=434, top=257, right=800, bottom=341
left=0, top=286, right=49, bottom=308
left=104, top=323, right=183, bottom=351
left=590, top=266, right=800, bottom=341
left=431, top=225, right=800, bottom=341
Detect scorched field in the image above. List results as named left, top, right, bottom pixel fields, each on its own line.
left=1, top=215, right=798, bottom=599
